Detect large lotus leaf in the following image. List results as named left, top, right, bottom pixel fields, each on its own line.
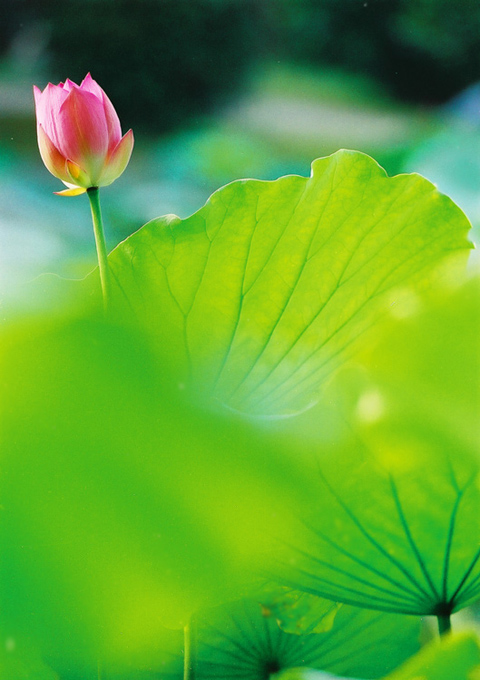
left=280, top=437, right=480, bottom=621
left=384, top=632, right=480, bottom=680
left=186, top=598, right=420, bottom=679
left=0, top=312, right=305, bottom=667
left=107, top=150, right=472, bottom=415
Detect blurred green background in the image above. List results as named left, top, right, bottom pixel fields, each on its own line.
left=0, top=0, right=479, bottom=288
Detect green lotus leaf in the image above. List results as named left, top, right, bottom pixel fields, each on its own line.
left=188, top=598, right=420, bottom=679
left=275, top=633, right=480, bottom=680
left=280, top=440, right=480, bottom=624
left=107, top=150, right=472, bottom=415
left=276, top=631, right=480, bottom=680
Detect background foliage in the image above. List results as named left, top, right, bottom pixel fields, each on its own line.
left=2, top=0, right=480, bottom=132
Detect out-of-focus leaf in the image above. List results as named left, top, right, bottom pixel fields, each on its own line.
left=276, top=634, right=480, bottom=680
left=281, top=440, right=480, bottom=619
left=260, top=588, right=341, bottom=635
left=384, top=632, right=480, bottom=680
left=355, top=277, right=480, bottom=462
left=279, top=276, right=480, bottom=623
left=0, top=632, right=59, bottom=680
left=188, top=598, right=420, bottom=679
left=48, top=625, right=183, bottom=680
left=0, top=312, right=304, bottom=668
left=107, top=150, right=471, bottom=415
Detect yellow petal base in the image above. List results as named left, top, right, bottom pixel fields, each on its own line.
left=54, top=187, right=87, bottom=197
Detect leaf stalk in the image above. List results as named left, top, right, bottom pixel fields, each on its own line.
left=184, top=617, right=196, bottom=680
left=437, top=613, right=452, bottom=636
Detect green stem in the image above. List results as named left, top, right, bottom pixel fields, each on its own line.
left=87, top=186, right=111, bottom=311
left=437, top=613, right=452, bottom=636
left=184, top=618, right=196, bottom=680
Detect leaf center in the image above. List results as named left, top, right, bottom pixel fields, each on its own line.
left=263, top=658, right=281, bottom=677
left=432, top=601, right=453, bottom=617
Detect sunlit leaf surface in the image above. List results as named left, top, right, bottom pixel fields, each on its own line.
left=384, top=632, right=480, bottom=680
left=108, top=150, right=471, bottom=415
left=356, top=277, right=480, bottom=462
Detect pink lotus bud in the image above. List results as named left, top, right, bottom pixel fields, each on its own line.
left=34, top=73, right=134, bottom=195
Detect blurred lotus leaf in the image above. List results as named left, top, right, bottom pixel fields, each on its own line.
left=356, top=276, right=480, bottom=462
left=0, top=631, right=59, bottom=680
left=275, top=632, right=480, bottom=680
left=280, top=434, right=480, bottom=619
left=384, top=632, right=480, bottom=680
left=153, top=597, right=419, bottom=679
left=0, top=310, right=304, bottom=667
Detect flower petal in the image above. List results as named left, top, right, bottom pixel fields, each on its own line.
left=36, top=124, right=71, bottom=183
left=80, top=73, right=122, bottom=151
left=102, top=92, right=122, bottom=151
left=79, top=73, right=103, bottom=99
left=33, top=85, right=42, bottom=111
left=57, top=86, right=109, bottom=166
left=34, top=83, right=69, bottom=146
left=54, top=187, right=87, bottom=196
left=62, top=78, right=79, bottom=93
left=98, top=129, right=134, bottom=186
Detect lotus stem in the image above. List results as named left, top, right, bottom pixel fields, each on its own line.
left=87, top=186, right=111, bottom=311
left=184, top=617, right=196, bottom=680
left=437, top=613, right=452, bottom=636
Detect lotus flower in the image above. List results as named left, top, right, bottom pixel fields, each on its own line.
left=34, top=73, right=134, bottom=195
